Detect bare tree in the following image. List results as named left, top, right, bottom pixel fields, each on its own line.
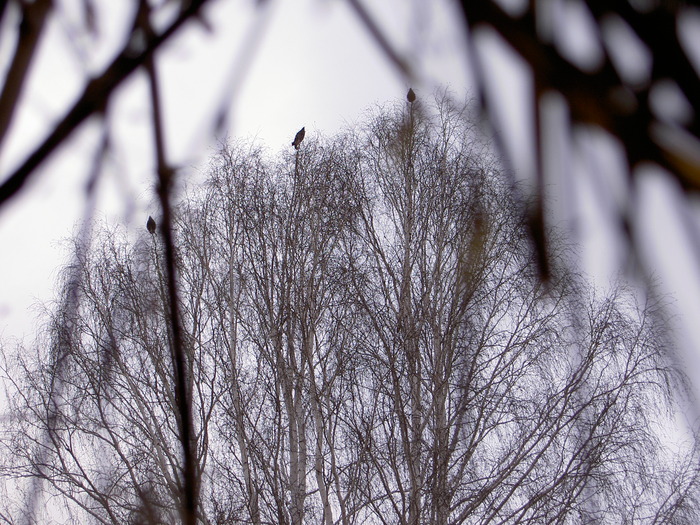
left=0, top=224, right=218, bottom=524
left=338, top=95, right=699, bottom=524
left=205, top=138, right=362, bottom=524
left=2, top=96, right=698, bottom=524
left=4, top=1, right=700, bottom=523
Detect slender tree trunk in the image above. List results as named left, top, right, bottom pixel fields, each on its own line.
left=228, top=249, right=260, bottom=524
left=402, top=137, right=423, bottom=525
left=431, top=332, right=450, bottom=525
left=303, top=320, right=336, bottom=525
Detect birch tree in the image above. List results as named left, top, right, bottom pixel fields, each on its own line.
left=2, top=95, right=698, bottom=524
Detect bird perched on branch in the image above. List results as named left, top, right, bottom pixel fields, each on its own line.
left=292, top=127, right=305, bottom=150
left=407, top=88, right=416, bottom=103
left=147, top=216, right=156, bottom=234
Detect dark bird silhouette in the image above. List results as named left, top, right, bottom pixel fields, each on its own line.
left=407, top=88, right=416, bottom=103
left=147, top=216, right=156, bottom=234
left=292, top=127, right=305, bottom=150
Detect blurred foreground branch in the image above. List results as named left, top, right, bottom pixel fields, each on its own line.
left=456, top=1, right=700, bottom=278
left=0, top=0, right=212, bottom=207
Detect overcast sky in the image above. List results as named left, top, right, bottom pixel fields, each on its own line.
left=0, top=0, right=470, bottom=341
left=2, top=0, right=700, bottom=399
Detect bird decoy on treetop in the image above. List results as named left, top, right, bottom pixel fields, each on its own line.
left=292, top=127, right=305, bottom=150
left=147, top=216, right=156, bottom=234
left=407, top=88, right=416, bottom=103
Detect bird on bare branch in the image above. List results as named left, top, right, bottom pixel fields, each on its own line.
left=407, top=88, right=416, bottom=103
left=292, top=127, right=305, bottom=150
left=147, top=216, right=156, bottom=234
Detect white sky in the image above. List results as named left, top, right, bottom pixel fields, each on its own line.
left=0, top=0, right=470, bottom=342
left=2, top=0, right=700, bottom=404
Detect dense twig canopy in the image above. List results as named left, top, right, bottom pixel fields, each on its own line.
left=1, top=98, right=697, bottom=524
